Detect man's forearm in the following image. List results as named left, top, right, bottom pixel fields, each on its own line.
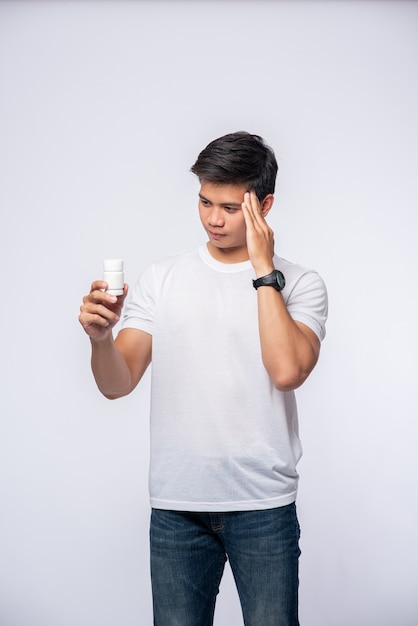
left=257, top=287, right=319, bottom=392
left=90, top=335, right=133, bottom=399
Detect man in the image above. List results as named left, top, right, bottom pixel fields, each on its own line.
left=79, top=131, right=328, bottom=626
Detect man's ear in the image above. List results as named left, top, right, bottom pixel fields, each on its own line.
left=260, top=194, right=274, bottom=217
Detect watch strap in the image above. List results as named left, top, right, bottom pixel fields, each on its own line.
left=252, top=269, right=286, bottom=291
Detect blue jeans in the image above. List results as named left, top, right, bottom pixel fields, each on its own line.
left=150, top=503, right=300, bottom=626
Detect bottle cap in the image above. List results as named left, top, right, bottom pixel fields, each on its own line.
left=103, top=259, right=124, bottom=271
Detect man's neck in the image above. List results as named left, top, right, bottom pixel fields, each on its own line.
left=206, top=242, right=250, bottom=264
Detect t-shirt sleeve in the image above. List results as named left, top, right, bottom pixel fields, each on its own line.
left=121, top=265, right=155, bottom=335
left=285, top=271, right=328, bottom=341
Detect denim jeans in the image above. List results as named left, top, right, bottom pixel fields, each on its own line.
left=150, top=503, right=300, bottom=626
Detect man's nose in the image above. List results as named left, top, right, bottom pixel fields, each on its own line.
left=208, top=207, right=225, bottom=227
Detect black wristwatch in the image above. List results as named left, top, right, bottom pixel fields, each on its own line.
left=253, top=269, right=286, bottom=292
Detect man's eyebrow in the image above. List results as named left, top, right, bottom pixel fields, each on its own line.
left=198, top=193, right=242, bottom=207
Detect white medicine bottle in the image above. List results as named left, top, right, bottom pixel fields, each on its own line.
left=103, top=259, right=124, bottom=296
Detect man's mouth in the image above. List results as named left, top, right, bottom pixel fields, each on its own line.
left=208, top=230, right=226, bottom=240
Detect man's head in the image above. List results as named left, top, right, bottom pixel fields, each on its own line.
left=190, top=131, right=278, bottom=201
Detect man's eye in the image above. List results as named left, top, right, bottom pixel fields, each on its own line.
left=224, top=207, right=237, bottom=212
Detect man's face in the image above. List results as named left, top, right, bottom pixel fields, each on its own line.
left=198, top=181, right=249, bottom=263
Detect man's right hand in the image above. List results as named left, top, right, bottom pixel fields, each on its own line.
left=78, top=280, right=128, bottom=343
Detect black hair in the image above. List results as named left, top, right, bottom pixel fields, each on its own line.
left=190, top=131, right=278, bottom=200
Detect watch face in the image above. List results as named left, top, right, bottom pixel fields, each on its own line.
left=275, top=271, right=286, bottom=290
left=253, top=270, right=286, bottom=291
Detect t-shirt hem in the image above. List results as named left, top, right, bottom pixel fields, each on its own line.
left=150, top=492, right=297, bottom=513
left=120, top=320, right=153, bottom=335
left=290, top=313, right=325, bottom=342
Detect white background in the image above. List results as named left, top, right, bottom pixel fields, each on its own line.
left=1, top=1, right=417, bottom=625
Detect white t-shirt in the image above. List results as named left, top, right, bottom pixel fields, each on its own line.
left=122, top=245, right=328, bottom=512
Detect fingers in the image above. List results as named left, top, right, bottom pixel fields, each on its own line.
left=243, top=191, right=260, bottom=212
left=242, top=191, right=272, bottom=235
left=79, top=300, right=119, bottom=332
left=242, top=191, right=255, bottom=221
left=242, top=191, right=265, bottom=228
left=88, top=280, right=116, bottom=303
left=85, top=281, right=128, bottom=307
left=79, top=280, right=128, bottom=338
